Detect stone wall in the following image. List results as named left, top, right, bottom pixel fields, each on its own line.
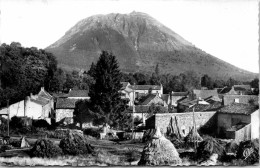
left=146, top=111, right=217, bottom=135
left=223, top=95, right=259, bottom=105
left=56, top=109, right=74, bottom=123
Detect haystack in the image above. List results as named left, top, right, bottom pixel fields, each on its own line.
left=225, top=140, right=238, bottom=154
left=138, top=127, right=182, bottom=166
left=197, top=136, right=225, bottom=161
left=20, top=136, right=30, bottom=148
left=184, top=126, right=203, bottom=143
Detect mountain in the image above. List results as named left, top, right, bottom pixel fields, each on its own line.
left=46, top=11, right=257, bottom=81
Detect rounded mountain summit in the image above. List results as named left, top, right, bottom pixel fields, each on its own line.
left=46, top=11, right=256, bottom=81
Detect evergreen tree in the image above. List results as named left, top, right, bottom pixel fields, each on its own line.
left=87, top=51, right=129, bottom=128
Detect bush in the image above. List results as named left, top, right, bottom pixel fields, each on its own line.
left=0, top=117, right=7, bottom=133
left=31, top=138, right=63, bottom=158
left=236, top=139, right=259, bottom=165
left=32, top=119, right=50, bottom=128
left=10, top=116, right=23, bottom=129
left=59, top=131, right=94, bottom=155
left=0, top=145, right=13, bottom=153
left=83, top=128, right=102, bottom=138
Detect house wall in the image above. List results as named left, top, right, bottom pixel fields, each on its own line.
left=26, top=101, right=43, bottom=119
left=56, top=109, right=74, bottom=123
left=251, top=110, right=259, bottom=139
left=217, top=113, right=251, bottom=137
left=0, top=100, right=25, bottom=118
left=223, top=95, right=259, bottom=105
left=146, top=111, right=217, bottom=135
left=235, top=124, right=251, bottom=142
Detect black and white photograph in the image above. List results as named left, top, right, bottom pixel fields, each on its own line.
left=0, top=0, right=259, bottom=166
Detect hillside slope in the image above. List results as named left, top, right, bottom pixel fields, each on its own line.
left=46, top=11, right=257, bottom=81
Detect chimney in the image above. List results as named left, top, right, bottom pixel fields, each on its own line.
left=41, top=87, right=44, bottom=92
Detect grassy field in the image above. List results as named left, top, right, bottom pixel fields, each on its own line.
left=0, top=136, right=144, bottom=166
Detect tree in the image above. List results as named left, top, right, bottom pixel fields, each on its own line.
left=155, top=63, right=160, bottom=76
left=201, top=74, right=214, bottom=89
left=250, top=78, right=259, bottom=89
left=87, top=51, right=129, bottom=129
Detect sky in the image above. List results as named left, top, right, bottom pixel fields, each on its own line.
left=0, top=0, right=259, bottom=73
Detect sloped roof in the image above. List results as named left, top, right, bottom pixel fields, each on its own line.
left=234, top=85, right=251, bottom=90
left=67, top=90, right=89, bottom=97
left=140, top=94, right=157, bottom=105
left=130, top=85, right=161, bottom=90
left=31, top=97, right=49, bottom=106
left=184, top=100, right=222, bottom=112
left=218, top=103, right=258, bottom=115
left=193, top=89, right=218, bottom=99
left=120, top=82, right=129, bottom=90
left=219, top=87, right=232, bottom=94
left=56, top=98, right=78, bottom=109
left=38, top=89, right=52, bottom=100
left=171, top=91, right=189, bottom=97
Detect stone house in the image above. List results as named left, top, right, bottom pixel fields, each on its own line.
left=171, top=91, right=189, bottom=107
left=55, top=98, right=78, bottom=124
left=223, top=95, right=259, bottom=106
left=218, top=85, right=252, bottom=97
left=54, top=89, right=89, bottom=124
left=217, top=103, right=259, bottom=142
left=138, top=93, right=167, bottom=107
left=131, top=84, right=163, bottom=98
left=120, top=82, right=134, bottom=106
left=193, top=89, right=219, bottom=99
left=0, top=87, right=53, bottom=123
left=66, top=90, right=90, bottom=100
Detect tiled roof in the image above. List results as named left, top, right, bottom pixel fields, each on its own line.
left=184, top=100, right=222, bottom=112
left=171, top=91, right=189, bottom=97
left=67, top=90, right=89, bottom=97
left=140, top=94, right=157, bottom=105
left=193, top=89, right=218, bottom=99
left=130, top=85, right=161, bottom=90
left=234, top=85, right=251, bottom=90
left=38, top=90, right=52, bottom=100
left=219, top=87, right=232, bottom=94
left=31, top=97, right=49, bottom=106
left=218, top=103, right=258, bottom=115
left=56, top=98, right=78, bottom=109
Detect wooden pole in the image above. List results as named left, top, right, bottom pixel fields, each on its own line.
left=7, top=99, right=10, bottom=137
left=132, top=83, right=135, bottom=139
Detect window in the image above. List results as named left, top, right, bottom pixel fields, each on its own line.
left=234, top=98, right=239, bottom=103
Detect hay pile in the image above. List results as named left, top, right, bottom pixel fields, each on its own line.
left=197, top=136, right=225, bottom=161
left=59, top=130, right=94, bottom=155
left=138, top=127, right=182, bottom=166
left=236, top=139, right=259, bottom=165
left=184, top=127, right=203, bottom=143
left=225, top=140, right=238, bottom=154
left=31, top=139, right=62, bottom=158
left=142, top=129, right=156, bottom=142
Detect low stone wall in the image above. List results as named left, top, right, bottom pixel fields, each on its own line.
left=146, top=111, right=217, bottom=135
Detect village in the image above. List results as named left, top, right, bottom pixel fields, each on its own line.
left=0, top=0, right=259, bottom=166
left=0, top=80, right=259, bottom=166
